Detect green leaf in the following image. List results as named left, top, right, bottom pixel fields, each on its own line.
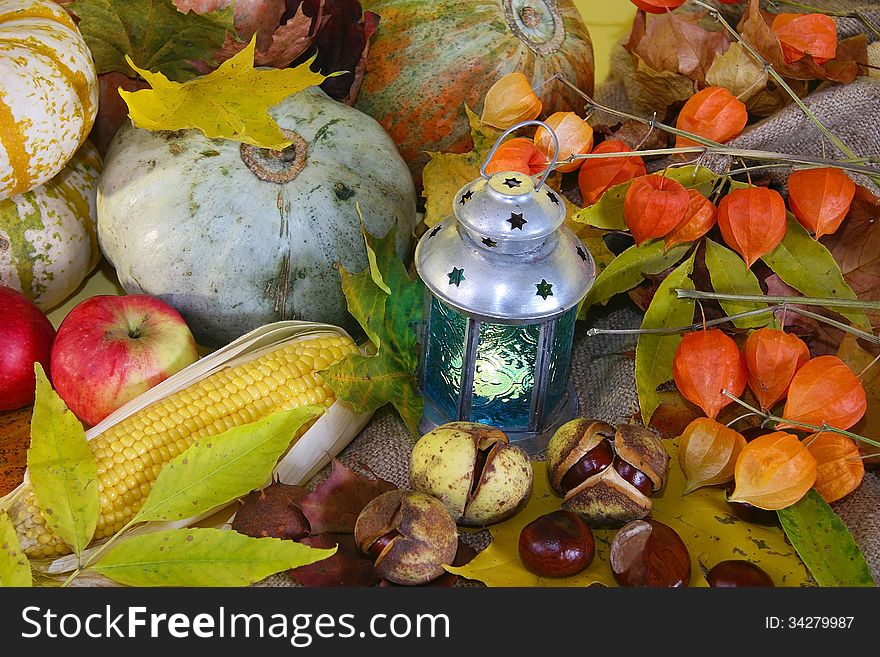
left=71, top=0, right=234, bottom=80
left=704, top=239, right=769, bottom=329
left=91, top=528, right=336, bottom=586
left=323, top=224, right=425, bottom=434
left=777, top=490, right=874, bottom=587
left=133, top=407, right=322, bottom=524
left=28, top=364, right=99, bottom=557
left=636, top=252, right=697, bottom=425
left=762, top=214, right=871, bottom=329
left=0, top=512, right=31, bottom=587
left=581, top=241, right=690, bottom=315
left=571, top=166, right=720, bottom=230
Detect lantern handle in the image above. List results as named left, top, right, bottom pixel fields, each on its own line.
left=479, top=119, right=560, bottom=192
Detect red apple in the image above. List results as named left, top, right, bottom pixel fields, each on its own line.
left=0, top=286, right=56, bottom=410
left=50, top=295, right=199, bottom=426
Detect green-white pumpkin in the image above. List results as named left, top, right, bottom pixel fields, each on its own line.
left=0, top=140, right=101, bottom=309
left=97, top=87, right=417, bottom=347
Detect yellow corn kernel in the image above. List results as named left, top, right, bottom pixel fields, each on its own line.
left=8, top=334, right=358, bottom=557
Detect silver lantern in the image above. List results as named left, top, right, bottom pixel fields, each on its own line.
left=414, top=121, right=596, bottom=454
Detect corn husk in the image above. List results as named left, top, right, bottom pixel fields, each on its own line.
left=2, top=320, right=373, bottom=578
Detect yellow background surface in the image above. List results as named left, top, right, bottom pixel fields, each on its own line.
left=47, top=0, right=638, bottom=328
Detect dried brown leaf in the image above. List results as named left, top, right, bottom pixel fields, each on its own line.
left=289, top=533, right=379, bottom=587
left=705, top=42, right=767, bottom=102
left=624, top=56, right=696, bottom=117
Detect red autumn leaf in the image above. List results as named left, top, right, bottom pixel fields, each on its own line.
left=771, top=13, right=837, bottom=65
left=91, top=72, right=149, bottom=154
left=300, top=457, right=397, bottom=534
left=175, top=0, right=286, bottom=50
left=631, top=0, right=686, bottom=13
left=738, top=0, right=865, bottom=84
left=290, top=533, right=380, bottom=587
left=626, top=10, right=730, bottom=83
left=788, top=167, right=856, bottom=238
left=664, top=189, right=717, bottom=248
left=673, top=329, right=748, bottom=419
left=577, top=139, right=646, bottom=207
left=624, top=174, right=689, bottom=245
left=717, top=186, right=787, bottom=267
left=485, top=138, right=549, bottom=177
left=744, top=327, right=810, bottom=410
left=675, top=86, right=748, bottom=148
left=780, top=355, right=867, bottom=431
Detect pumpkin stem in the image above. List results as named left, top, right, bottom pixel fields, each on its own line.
left=502, top=0, right=565, bottom=56
left=240, top=129, right=308, bottom=184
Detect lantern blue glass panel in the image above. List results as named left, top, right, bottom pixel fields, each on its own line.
left=544, top=307, right=578, bottom=416
left=423, top=297, right=467, bottom=420
left=470, top=320, right=540, bottom=428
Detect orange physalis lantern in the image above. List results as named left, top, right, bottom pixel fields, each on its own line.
left=623, top=174, right=689, bottom=245
left=485, top=138, right=549, bottom=177
left=675, top=87, right=748, bottom=148
left=678, top=417, right=748, bottom=494
left=672, top=329, right=748, bottom=419
left=664, top=189, right=717, bottom=249
left=744, top=327, right=810, bottom=410
left=730, top=432, right=817, bottom=510
left=805, top=433, right=864, bottom=503
left=534, top=112, right=593, bottom=173
left=771, top=13, right=838, bottom=65
left=630, top=0, right=687, bottom=13
left=781, top=356, right=867, bottom=431
left=480, top=72, right=542, bottom=130
left=787, top=167, right=856, bottom=238
left=577, top=139, right=647, bottom=207
left=717, top=186, right=787, bottom=267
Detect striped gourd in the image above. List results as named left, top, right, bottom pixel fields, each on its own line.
left=8, top=334, right=358, bottom=558
left=0, top=141, right=101, bottom=309
left=0, top=0, right=98, bottom=199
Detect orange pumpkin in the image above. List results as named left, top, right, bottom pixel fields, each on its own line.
left=357, top=0, right=594, bottom=184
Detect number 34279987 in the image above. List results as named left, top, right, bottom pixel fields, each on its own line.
left=765, top=617, right=854, bottom=629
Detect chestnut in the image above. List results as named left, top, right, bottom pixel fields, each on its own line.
left=707, top=560, right=774, bottom=587
left=610, top=519, right=691, bottom=587
left=354, top=490, right=458, bottom=586
left=518, top=510, right=595, bottom=578
left=548, top=419, right=669, bottom=527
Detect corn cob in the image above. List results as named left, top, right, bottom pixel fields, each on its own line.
left=9, top=334, right=358, bottom=558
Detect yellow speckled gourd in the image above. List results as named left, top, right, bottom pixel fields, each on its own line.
left=0, top=141, right=102, bottom=309
left=0, top=0, right=98, bottom=199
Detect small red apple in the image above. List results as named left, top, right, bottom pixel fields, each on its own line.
left=0, top=285, right=56, bottom=410
left=50, top=295, right=199, bottom=426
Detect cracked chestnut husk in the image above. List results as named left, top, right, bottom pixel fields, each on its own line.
left=354, top=490, right=458, bottom=586
left=547, top=418, right=669, bottom=527
left=410, top=422, right=533, bottom=526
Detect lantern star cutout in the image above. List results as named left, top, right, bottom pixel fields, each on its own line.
left=546, top=190, right=560, bottom=205
left=459, top=190, right=474, bottom=204
left=576, top=245, right=588, bottom=261
left=448, top=267, right=465, bottom=287
left=482, top=237, right=498, bottom=248
left=508, top=212, right=527, bottom=230
left=536, top=279, right=553, bottom=299
left=503, top=177, right=522, bottom=189
left=429, top=225, right=443, bottom=238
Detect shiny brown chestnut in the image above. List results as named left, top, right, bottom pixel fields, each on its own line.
left=518, top=510, right=595, bottom=578
left=707, top=560, right=774, bottom=587
left=548, top=419, right=669, bottom=527
left=610, top=519, right=691, bottom=587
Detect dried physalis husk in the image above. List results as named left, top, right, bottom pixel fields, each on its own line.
left=730, top=431, right=817, bottom=510
left=780, top=356, right=867, bottom=431
left=534, top=111, right=594, bottom=173
left=664, top=189, right=717, bottom=249
left=678, top=417, right=747, bottom=494
left=771, top=13, right=838, bottom=65
left=744, top=327, right=810, bottom=410
left=485, top=137, right=548, bottom=177
left=577, top=139, right=646, bottom=206
left=788, top=167, right=856, bottom=238
left=672, top=328, right=747, bottom=419
left=675, top=86, right=748, bottom=148
left=717, top=186, right=787, bottom=267
left=623, top=174, right=689, bottom=246
left=480, top=72, right=542, bottom=130
left=805, top=433, right=864, bottom=503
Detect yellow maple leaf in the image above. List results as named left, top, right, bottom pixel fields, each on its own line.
left=120, top=37, right=329, bottom=150
left=447, top=441, right=812, bottom=587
